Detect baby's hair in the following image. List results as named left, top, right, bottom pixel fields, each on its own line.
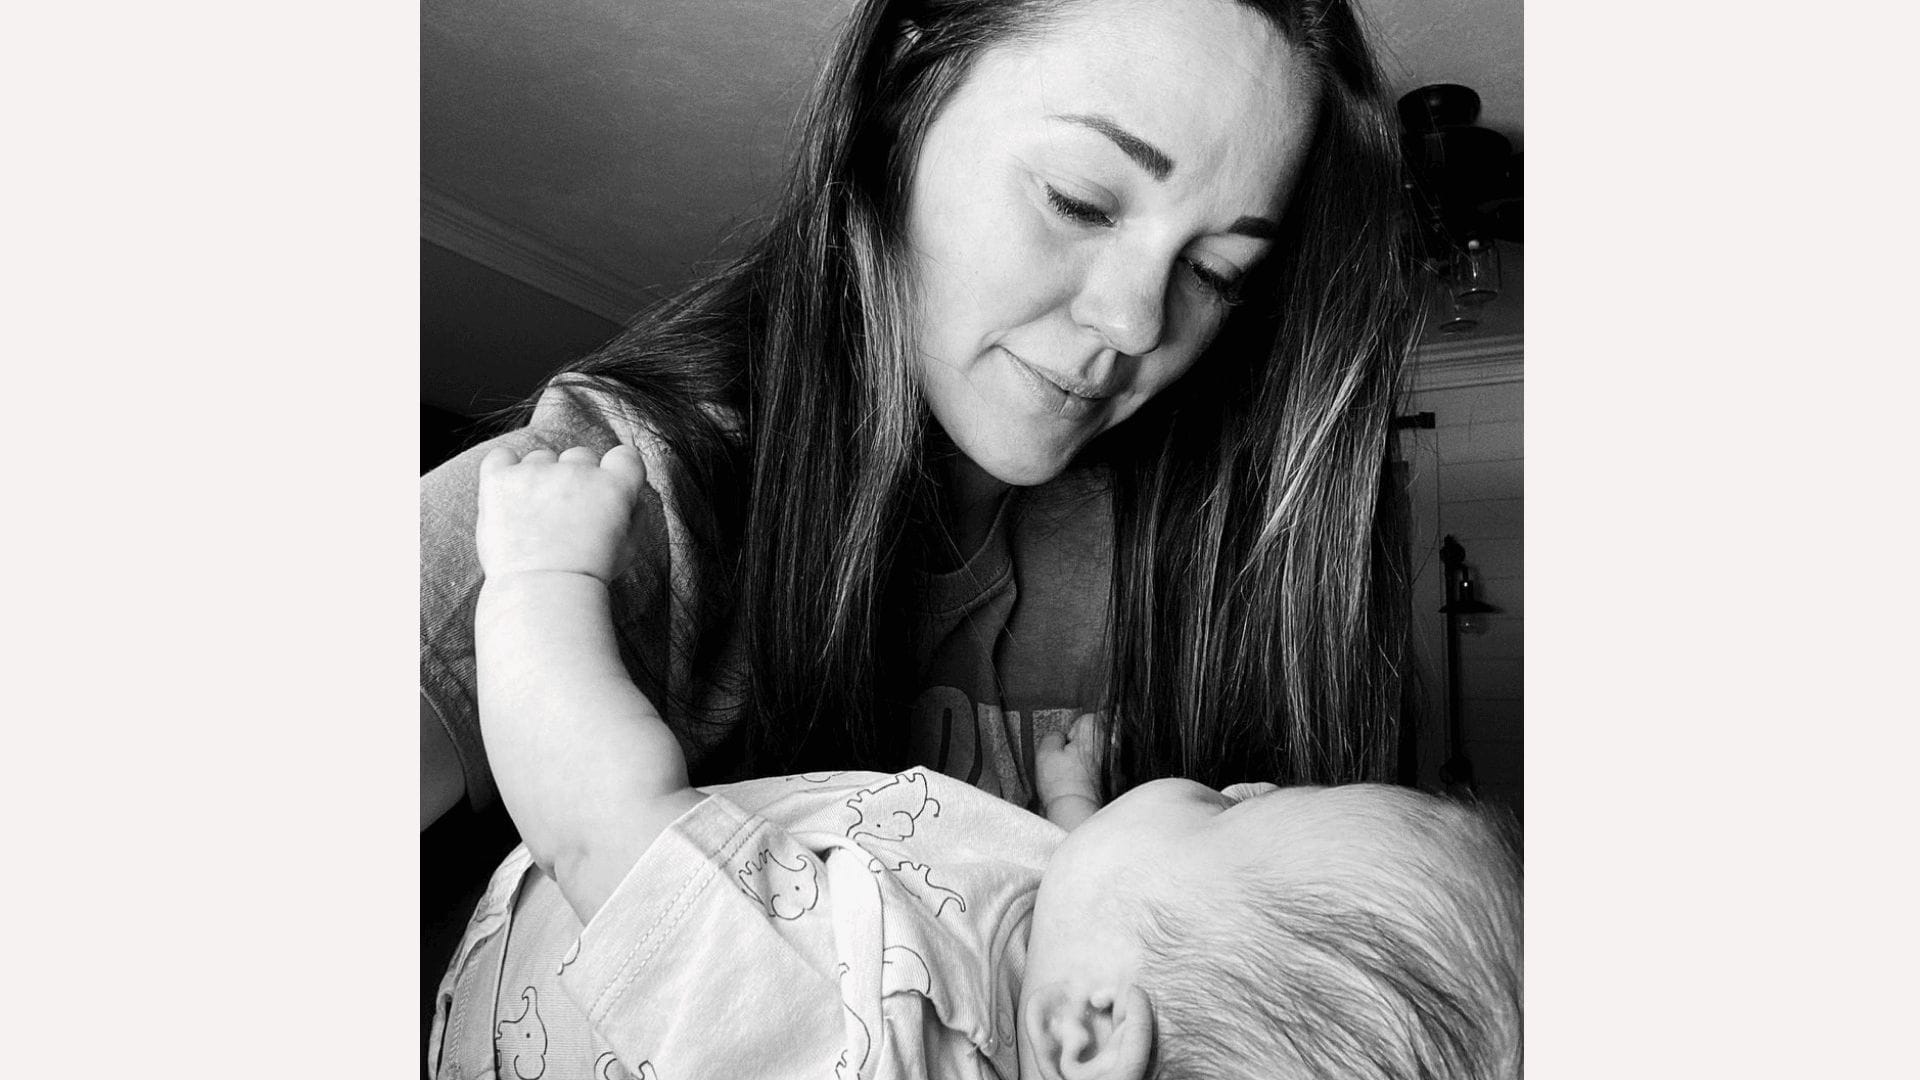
left=1136, top=788, right=1521, bottom=1080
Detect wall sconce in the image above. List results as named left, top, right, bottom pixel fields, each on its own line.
left=1437, top=534, right=1500, bottom=795
left=1439, top=534, right=1499, bottom=631
left=1441, top=567, right=1499, bottom=633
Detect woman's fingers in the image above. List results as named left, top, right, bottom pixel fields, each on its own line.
left=556, top=445, right=599, bottom=465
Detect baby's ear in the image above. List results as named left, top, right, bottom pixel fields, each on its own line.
left=1022, top=982, right=1155, bottom=1080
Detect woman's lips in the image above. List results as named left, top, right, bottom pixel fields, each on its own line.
left=1000, top=348, right=1112, bottom=421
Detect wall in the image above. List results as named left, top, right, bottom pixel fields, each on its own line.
left=1400, top=337, right=1523, bottom=820
left=421, top=239, right=623, bottom=418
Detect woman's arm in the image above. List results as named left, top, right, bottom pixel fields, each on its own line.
left=421, top=695, right=465, bottom=830
left=475, top=444, right=704, bottom=923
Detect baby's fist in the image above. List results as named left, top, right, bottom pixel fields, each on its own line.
left=1036, top=712, right=1107, bottom=808
left=476, top=443, right=650, bottom=583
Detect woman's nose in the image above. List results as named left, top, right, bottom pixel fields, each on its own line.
left=1068, top=251, right=1169, bottom=358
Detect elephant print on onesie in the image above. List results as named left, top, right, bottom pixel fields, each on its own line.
left=496, top=986, right=548, bottom=1080
left=867, top=858, right=968, bottom=918
left=881, top=945, right=934, bottom=997
left=834, top=1001, right=871, bottom=1080
left=736, top=845, right=821, bottom=920
left=832, top=962, right=873, bottom=1080
left=592, top=1052, right=656, bottom=1080
left=845, top=771, right=943, bottom=842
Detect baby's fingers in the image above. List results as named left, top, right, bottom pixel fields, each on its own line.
left=557, top=445, right=600, bottom=466
left=599, top=443, right=649, bottom=488
left=479, top=446, right=523, bottom=476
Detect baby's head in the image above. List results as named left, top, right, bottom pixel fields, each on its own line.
left=1018, top=780, right=1521, bottom=1080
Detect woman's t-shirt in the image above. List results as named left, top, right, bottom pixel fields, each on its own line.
left=420, top=386, right=1113, bottom=813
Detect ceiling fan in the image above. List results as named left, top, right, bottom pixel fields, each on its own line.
left=1399, top=83, right=1522, bottom=332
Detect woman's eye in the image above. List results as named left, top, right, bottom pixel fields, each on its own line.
left=1044, top=185, right=1114, bottom=227
left=1183, top=258, right=1244, bottom=306
left=1042, top=181, right=1243, bottom=305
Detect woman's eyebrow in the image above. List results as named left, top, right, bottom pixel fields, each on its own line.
left=1054, top=113, right=1174, bottom=181
left=1227, top=215, right=1281, bottom=240
left=1053, top=112, right=1282, bottom=239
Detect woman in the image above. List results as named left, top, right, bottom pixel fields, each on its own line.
left=421, top=0, right=1417, bottom=831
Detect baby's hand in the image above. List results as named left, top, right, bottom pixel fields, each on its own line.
left=1036, top=712, right=1106, bottom=827
left=476, top=444, right=651, bottom=583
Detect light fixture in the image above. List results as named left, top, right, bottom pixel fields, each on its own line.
left=1436, top=278, right=1483, bottom=335
left=1438, top=534, right=1499, bottom=634
left=1436, top=534, right=1500, bottom=796
left=1452, top=238, right=1501, bottom=306
left=1399, top=84, right=1520, bottom=336
left=1441, top=570, right=1498, bottom=634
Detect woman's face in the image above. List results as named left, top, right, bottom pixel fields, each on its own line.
left=904, top=0, right=1318, bottom=486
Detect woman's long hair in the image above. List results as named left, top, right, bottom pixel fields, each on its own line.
left=542, top=0, right=1420, bottom=786
left=1102, top=0, right=1421, bottom=788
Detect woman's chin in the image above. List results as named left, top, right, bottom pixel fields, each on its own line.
left=940, top=424, right=1087, bottom=488
left=969, top=446, right=1075, bottom=488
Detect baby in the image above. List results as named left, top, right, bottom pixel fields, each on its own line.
left=429, top=444, right=1521, bottom=1080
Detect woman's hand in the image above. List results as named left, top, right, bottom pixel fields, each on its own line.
left=476, top=444, right=650, bottom=584
left=1036, top=712, right=1107, bottom=829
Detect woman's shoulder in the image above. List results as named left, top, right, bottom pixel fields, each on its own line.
left=531, top=377, right=739, bottom=453
left=420, top=378, right=746, bottom=807
left=422, top=378, right=739, bottom=496
left=423, top=378, right=745, bottom=574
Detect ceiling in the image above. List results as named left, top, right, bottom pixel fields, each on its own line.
left=422, top=0, right=1522, bottom=407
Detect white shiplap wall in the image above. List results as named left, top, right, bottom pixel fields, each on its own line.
left=1401, top=337, right=1523, bottom=819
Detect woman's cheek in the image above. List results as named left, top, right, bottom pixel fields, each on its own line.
left=987, top=203, right=1080, bottom=319
left=1168, top=283, right=1229, bottom=353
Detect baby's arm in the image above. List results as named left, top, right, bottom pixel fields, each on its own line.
left=1035, top=712, right=1107, bottom=830
left=474, top=444, right=705, bottom=924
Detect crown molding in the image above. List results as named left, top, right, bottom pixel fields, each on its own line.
left=421, top=183, right=644, bottom=325
left=1410, top=332, right=1524, bottom=391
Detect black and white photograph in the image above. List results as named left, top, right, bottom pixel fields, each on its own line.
left=421, top=1, right=1523, bottom=1077
left=11, top=0, right=1917, bottom=1075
